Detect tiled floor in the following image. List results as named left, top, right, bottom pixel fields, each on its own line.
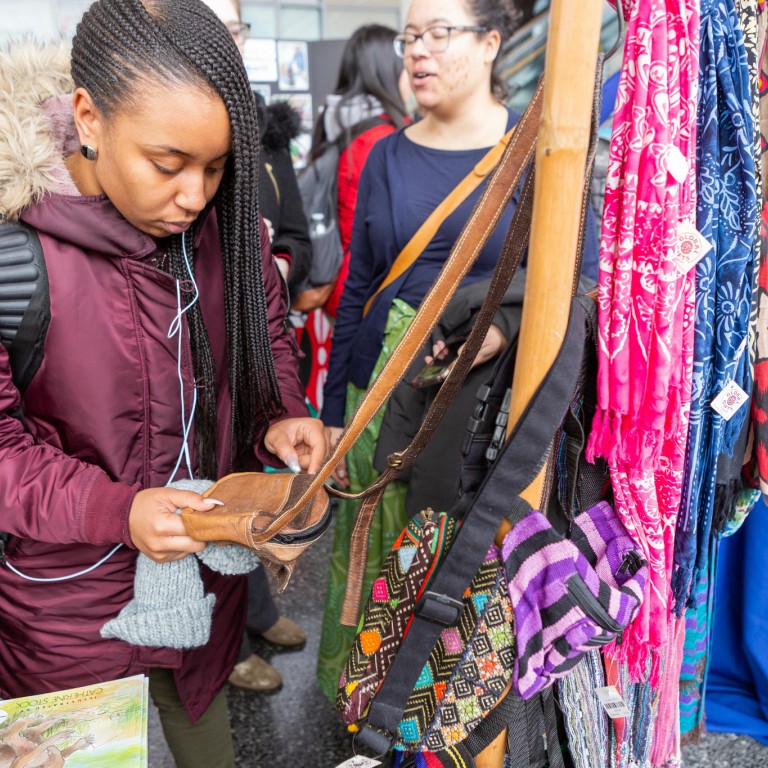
left=149, top=518, right=768, bottom=768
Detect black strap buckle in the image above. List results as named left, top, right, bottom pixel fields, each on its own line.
left=485, top=387, right=511, bottom=464
left=355, top=724, right=394, bottom=755
left=416, top=591, right=464, bottom=626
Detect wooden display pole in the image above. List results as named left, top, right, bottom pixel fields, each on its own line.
left=476, top=1, right=604, bottom=766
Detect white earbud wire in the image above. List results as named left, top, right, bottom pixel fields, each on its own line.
left=8, top=233, right=200, bottom=581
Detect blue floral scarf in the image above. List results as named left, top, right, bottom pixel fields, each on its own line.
left=672, top=0, right=758, bottom=612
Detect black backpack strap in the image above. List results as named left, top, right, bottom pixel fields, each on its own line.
left=505, top=688, right=566, bottom=768
left=336, top=115, right=393, bottom=154
left=358, top=300, right=590, bottom=749
left=0, top=220, right=49, bottom=393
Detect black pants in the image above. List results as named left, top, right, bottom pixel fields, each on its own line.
left=238, top=565, right=279, bottom=662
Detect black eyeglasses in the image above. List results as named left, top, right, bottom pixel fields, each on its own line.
left=226, top=21, right=251, bottom=41
left=393, top=25, right=488, bottom=57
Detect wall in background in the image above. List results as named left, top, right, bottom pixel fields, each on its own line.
left=0, top=0, right=405, bottom=43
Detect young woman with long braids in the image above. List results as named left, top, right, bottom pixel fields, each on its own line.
left=0, top=0, right=326, bottom=764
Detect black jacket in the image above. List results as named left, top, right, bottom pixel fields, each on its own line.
left=258, top=100, right=312, bottom=296
left=373, top=271, right=527, bottom=517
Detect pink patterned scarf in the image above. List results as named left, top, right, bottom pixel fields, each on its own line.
left=587, top=0, right=699, bottom=686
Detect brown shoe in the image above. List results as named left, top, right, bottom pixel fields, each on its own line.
left=259, top=616, right=306, bottom=650
left=228, top=654, right=282, bottom=693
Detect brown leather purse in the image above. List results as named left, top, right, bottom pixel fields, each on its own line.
left=179, top=81, right=544, bottom=592
left=181, top=472, right=332, bottom=590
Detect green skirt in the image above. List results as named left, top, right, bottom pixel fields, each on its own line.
left=317, top=299, right=415, bottom=702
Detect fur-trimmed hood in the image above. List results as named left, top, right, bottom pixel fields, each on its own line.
left=261, top=101, right=303, bottom=152
left=0, top=40, right=78, bottom=222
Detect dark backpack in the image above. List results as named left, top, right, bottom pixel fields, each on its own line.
left=0, top=220, right=49, bottom=394
left=292, top=116, right=389, bottom=307
left=0, top=219, right=48, bottom=563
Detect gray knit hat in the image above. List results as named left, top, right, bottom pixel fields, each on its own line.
left=100, top=554, right=215, bottom=649
left=100, top=478, right=260, bottom=649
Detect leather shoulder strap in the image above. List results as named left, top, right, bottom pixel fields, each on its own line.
left=360, top=300, right=589, bottom=745
left=362, top=125, right=516, bottom=317
left=337, top=167, right=536, bottom=624
left=251, top=79, right=545, bottom=545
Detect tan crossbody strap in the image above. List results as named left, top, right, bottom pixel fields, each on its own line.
left=250, top=80, right=544, bottom=545
left=361, top=126, right=516, bottom=318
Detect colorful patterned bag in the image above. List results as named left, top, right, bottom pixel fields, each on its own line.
left=338, top=512, right=460, bottom=729
left=339, top=302, right=598, bottom=766
left=337, top=510, right=516, bottom=755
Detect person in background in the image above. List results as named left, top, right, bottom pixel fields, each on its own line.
left=316, top=0, right=527, bottom=700
left=202, top=0, right=311, bottom=293
left=256, top=93, right=312, bottom=297
left=308, top=23, right=411, bottom=318
left=0, top=1, right=327, bottom=766
left=201, top=0, right=250, bottom=50
left=200, top=0, right=312, bottom=695
left=296, top=24, right=411, bottom=412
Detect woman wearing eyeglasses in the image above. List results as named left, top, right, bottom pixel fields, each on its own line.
left=202, top=0, right=251, bottom=53
left=317, top=0, right=527, bottom=701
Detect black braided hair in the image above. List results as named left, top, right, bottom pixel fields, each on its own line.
left=71, top=0, right=285, bottom=476
left=464, top=0, right=526, bottom=101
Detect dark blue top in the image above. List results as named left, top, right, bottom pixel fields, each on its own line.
left=321, top=109, right=522, bottom=427
left=321, top=109, right=599, bottom=427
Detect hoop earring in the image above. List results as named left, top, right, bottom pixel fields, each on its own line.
left=80, top=144, right=97, bottom=161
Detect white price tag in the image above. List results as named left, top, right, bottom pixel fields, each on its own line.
left=711, top=380, right=749, bottom=421
left=595, top=685, right=631, bottom=719
left=675, top=221, right=712, bottom=273
left=667, top=146, right=689, bottom=183
left=334, top=757, right=382, bottom=768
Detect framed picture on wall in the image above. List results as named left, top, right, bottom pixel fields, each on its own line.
left=277, top=41, right=309, bottom=91
left=243, top=38, right=278, bottom=83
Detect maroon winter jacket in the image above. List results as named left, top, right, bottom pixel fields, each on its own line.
left=0, top=54, right=308, bottom=721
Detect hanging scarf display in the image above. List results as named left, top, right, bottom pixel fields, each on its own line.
left=671, top=0, right=758, bottom=613
left=711, top=0, right=765, bottom=534
left=673, top=0, right=762, bottom=747
left=745, top=204, right=768, bottom=494
left=746, top=192, right=768, bottom=499
left=587, top=0, right=699, bottom=684
left=557, top=652, right=610, bottom=768
left=761, top=1, right=768, bottom=192
left=678, top=539, right=719, bottom=741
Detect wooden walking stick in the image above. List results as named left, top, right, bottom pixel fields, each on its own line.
left=475, top=1, right=604, bottom=766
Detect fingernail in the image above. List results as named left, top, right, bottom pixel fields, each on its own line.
left=287, top=459, right=301, bottom=473
left=205, top=498, right=224, bottom=505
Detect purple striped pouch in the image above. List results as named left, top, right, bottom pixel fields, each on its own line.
left=501, top=500, right=647, bottom=700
